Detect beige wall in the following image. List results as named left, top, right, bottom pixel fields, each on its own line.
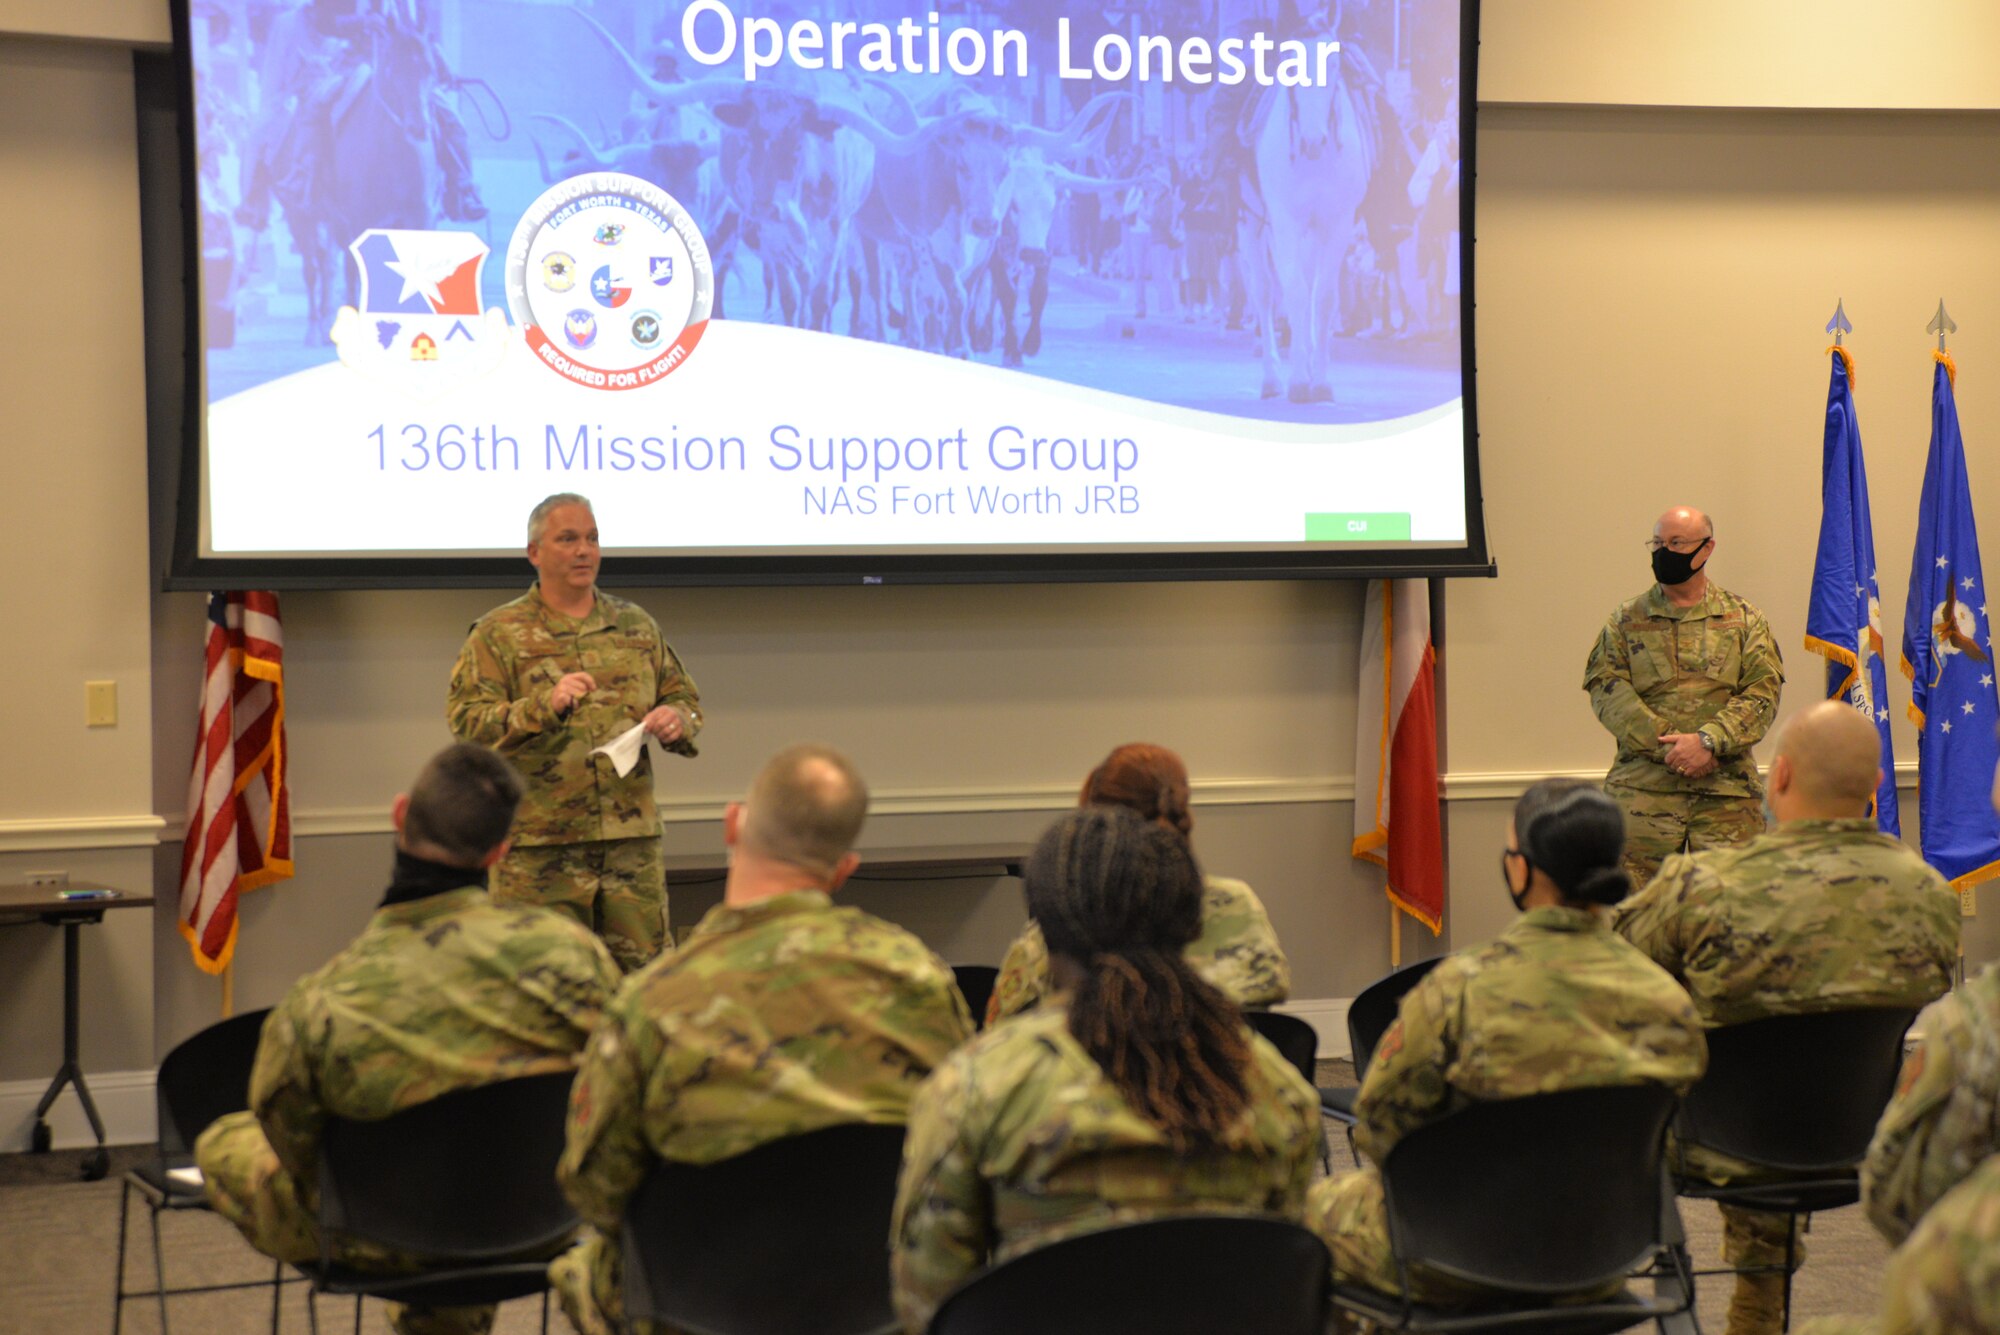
left=146, top=579, right=1382, bottom=1053
left=0, top=37, right=158, bottom=1094
left=1482, top=1, right=2000, bottom=111
left=7, top=4, right=2000, bottom=1106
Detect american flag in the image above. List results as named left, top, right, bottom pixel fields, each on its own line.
left=178, top=591, right=293, bottom=973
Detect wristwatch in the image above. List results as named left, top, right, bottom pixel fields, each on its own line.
left=1697, top=731, right=1717, bottom=754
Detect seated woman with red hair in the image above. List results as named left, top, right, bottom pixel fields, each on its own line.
left=986, top=742, right=1291, bottom=1024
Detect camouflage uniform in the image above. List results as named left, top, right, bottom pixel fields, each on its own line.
left=447, top=584, right=702, bottom=972
left=1583, top=582, right=1784, bottom=886
left=551, top=889, right=973, bottom=1335
left=890, top=1003, right=1321, bottom=1333
left=1307, top=906, right=1706, bottom=1307
left=194, top=859, right=619, bottom=1335
left=1612, top=821, right=1961, bottom=1335
left=1863, top=963, right=2000, bottom=1245
left=985, top=875, right=1291, bottom=1024
left=1797, top=1155, right=2000, bottom=1335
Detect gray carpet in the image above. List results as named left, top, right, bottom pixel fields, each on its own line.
left=0, top=1061, right=1893, bottom=1334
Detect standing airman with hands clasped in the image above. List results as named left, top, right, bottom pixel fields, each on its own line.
left=1584, top=505, right=1785, bottom=888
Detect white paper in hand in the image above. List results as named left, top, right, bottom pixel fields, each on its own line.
left=590, top=722, right=649, bottom=777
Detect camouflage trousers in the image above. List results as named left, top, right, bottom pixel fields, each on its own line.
left=1310, top=1166, right=1625, bottom=1312
left=1721, top=1205, right=1807, bottom=1335
left=495, top=836, right=669, bottom=973
left=193, top=1112, right=497, bottom=1335
left=1604, top=783, right=1764, bottom=890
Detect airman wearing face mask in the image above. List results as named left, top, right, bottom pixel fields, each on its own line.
left=1583, top=505, right=1785, bottom=888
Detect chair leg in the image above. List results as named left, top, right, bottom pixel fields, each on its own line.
left=1780, top=1215, right=1797, bottom=1333
left=111, top=1180, right=133, bottom=1335
left=271, top=1257, right=284, bottom=1333
left=306, top=1287, right=320, bottom=1335
left=150, top=1199, right=171, bottom=1335
left=540, top=1286, right=551, bottom=1335
left=353, top=1295, right=363, bottom=1335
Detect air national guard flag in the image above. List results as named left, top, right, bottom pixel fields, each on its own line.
left=1353, top=579, right=1444, bottom=933
left=1805, top=347, right=1900, bottom=834
left=178, top=591, right=293, bottom=973
left=1901, top=354, right=2000, bottom=888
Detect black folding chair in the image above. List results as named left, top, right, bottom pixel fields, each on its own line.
left=952, top=964, right=999, bottom=1031
left=1329, top=1083, right=1695, bottom=1334
left=1671, top=1005, right=1921, bottom=1330
left=621, top=1120, right=907, bottom=1335
left=297, top=1070, right=579, bottom=1335
left=1322, top=957, right=1445, bottom=1127
left=113, top=1006, right=297, bottom=1334
left=926, top=1214, right=1332, bottom=1335
left=1244, top=1009, right=1329, bottom=1171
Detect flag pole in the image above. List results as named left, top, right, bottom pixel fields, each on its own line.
left=1389, top=903, right=1402, bottom=968
left=222, top=960, right=235, bottom=1019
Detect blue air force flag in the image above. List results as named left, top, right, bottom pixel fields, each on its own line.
left=1805, top=348, right=1900, bottom=834
left=1901, top=354, right=2000, bottom=886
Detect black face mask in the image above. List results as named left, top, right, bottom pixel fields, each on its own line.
left=1651, top=541, right=1709, bottom=587
left=1498, top=849, right=1530, bottom=913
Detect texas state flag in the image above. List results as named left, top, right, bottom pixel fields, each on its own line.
left=352, top=230, right=486, bottom=316
left=1353, top=579, right=1444, bottom=934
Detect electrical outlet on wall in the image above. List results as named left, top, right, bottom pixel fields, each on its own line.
left=24, top=870, right=68, bottom=886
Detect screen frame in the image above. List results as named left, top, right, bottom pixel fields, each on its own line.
left=150, top=0, right=1490, bottom=591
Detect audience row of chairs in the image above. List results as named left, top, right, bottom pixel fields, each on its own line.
left=112, top=967, right=1918, bottom=1335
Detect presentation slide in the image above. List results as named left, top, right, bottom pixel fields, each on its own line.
left=182, top=0, right=1470, bottom=566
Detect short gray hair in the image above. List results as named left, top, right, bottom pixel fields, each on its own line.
left=528, top=493, right=594, bottom=545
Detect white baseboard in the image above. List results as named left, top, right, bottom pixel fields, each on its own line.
left=0, top=1069, right=157, bottom=1152
left=1273, top=997, right=1353, bottom=1060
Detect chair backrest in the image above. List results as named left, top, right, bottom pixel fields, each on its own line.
left=1245, top=1010, right=1318, bottom=1084
left=622, top=1121, right=907, bottom=1335
left=952, top=965, right=999, bottom=1031
left=1675, top=1006, right=1921, bottom=1172
left=1379, top=1083, right=1677, bottom=1294
left=318, top=1070, right=578, bottom=1261
left=1348, top=957, right=1444, bottom=1077
left=154, top=1007, right=274, bottom=1157
left=927, top=1215, right=1331, bottom=1335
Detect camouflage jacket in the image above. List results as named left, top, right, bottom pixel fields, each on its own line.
left=890, top=1003, right=1320, bottom=1333
left=1864, top=963, right=2000, bottom=1245
left=1354, top=906, right=1706, bottom=1167
left=1583, top=582, right=1784, bottom=796
left=447, top=585, right=702, bottom=845
left=250, top=863, right=620, bottom=1197
left=1612, top=820, right=1960, bottom=1029
left=985, top=875, right=1291, bottom=1025
left=1804, top=1156, right=2000, bottom=1335
left=558, top=889, right=973, bottom=1233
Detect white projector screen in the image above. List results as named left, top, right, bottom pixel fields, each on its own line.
left=166, top=0, right=1485, bottom=586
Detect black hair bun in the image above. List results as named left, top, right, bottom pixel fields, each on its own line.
left=1572, top=865, right=1633, bottom=907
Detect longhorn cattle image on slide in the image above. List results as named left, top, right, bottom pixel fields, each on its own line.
left=192, top=0, right=1461, bottom=426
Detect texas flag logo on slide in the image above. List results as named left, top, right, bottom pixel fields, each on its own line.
left=330, top=229, right=510, bottom=399
left=590, top=265, right=633, bottom=309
